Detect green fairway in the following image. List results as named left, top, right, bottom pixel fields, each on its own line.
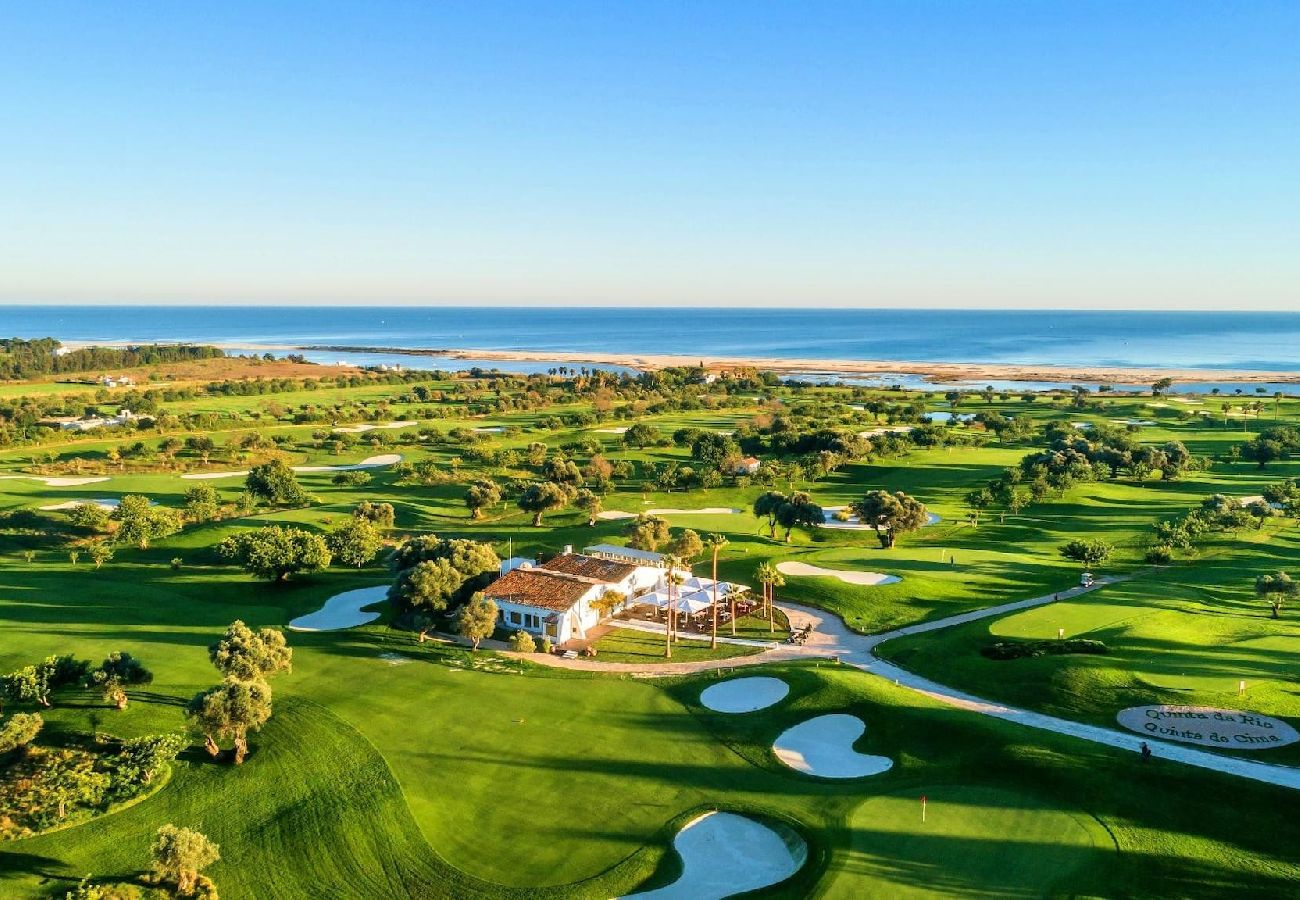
left=5, top=366, right=1300, bottom=896
left=822, top=785, right=1112, bottom=899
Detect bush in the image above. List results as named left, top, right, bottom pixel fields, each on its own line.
left=981, top=639, right=1109, bottom=660
left=1145, top=544, right=1174, bottom=565
left=508, top=631, right=536, bottom=653
left=539, top=637, right=553, bottom=655
left=332, top=470, right=372, bottom=487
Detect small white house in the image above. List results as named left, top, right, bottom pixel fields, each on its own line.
left=734, top=456, right=761, bottom=476
left=484, top=551, right=682, bottom=646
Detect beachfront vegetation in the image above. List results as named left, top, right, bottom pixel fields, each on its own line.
left=1, top=352, right=1299, bottom=896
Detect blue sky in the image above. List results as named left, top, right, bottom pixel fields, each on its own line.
left=1, top=2, right=1296, bottom=308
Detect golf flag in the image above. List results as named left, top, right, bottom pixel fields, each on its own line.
left=921, top=795, right=927, bottom=822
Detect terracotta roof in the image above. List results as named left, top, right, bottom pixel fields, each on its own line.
left=540, top=553, right=638, bottom=582
left=483, top=568, right=594, bottom=612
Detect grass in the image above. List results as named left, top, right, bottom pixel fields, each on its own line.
left=589, top=627, right=760, bottom=663
left=4, top=375, right=1300, bottom=896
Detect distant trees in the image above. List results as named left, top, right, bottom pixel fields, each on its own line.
left=183, top=484, right=221, bottom=522
left=244, top=459, right=309, bottom=506
left=517, top=481, right=572, bottom=526
left=454, top=593, right=498, bottom=650
left=1239, top=428, right=1300, bottom=468
left=150, top=824, right=220, bottom=897
left=964, top=487, right=994, bottom=527
left=218, top=526, right=332, bottom=582
left=852, top=490, right=927, bottom=549
left=1058, top=539, right=1114, bottom=570
left=112, top=495, right=182, bottom=549
left=353, top=500, right=395, bottom=529
left=625, top=514, right=671, bottom=551
left=574, top=488, right=603, bottom=526
left=1255, top=572, right=1295, bottom=619
left=326, top=517, right=383, bottom=568
left=774, top=492, right=823, bottom=542
left=622, top=422, right=660, bottom=449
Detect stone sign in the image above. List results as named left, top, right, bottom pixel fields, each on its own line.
left=1116, top=705, right=1299, bottom=750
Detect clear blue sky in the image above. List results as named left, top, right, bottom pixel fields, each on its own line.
left=1, top=2, right=1297, bottom=308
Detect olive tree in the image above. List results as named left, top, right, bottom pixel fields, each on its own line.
left=516, top=481, right=572, bottom=526
left=326, top=517, right=383, bottom=568
left=625, top=514, right=671, bottom=551
left=217, top=526, right=332, bottom=582
left=1256, top=571, right=1296, bottom=619
left=150, top=824, right=220, bottom=895
left=244, top=459, right=309, bottom=506
left=209, top=620, right=293, bottom=682
left=851, top=490, right=929, bottom=549
left=186, top=677, right=272, bottom=764
left=87, top=651, right=153, bottom=710
left=454, top=592, right=498, bottom=650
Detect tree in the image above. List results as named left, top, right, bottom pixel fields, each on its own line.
left=542, top=457, right=584, bottom=486
left=851, top=490, right=928, bottom=549
left=0, top=712, right=42, bottom=753
left=464, top=478, right=502, bottom=519
left=574, top=488, right=603, bottom=526
left=670, top=528, right=704, bottom=563
left=151, top=824, right=220, bottom=895
left=517, top=481, right=571, bottom=526
left=2, top=655, right=87, bottom=709
left=623, top=422, right=659, bottom=449
left=508, top=630, right=536, bottom=653
left=87, top=651, right=153, bottom=710
left=69, top=502, right=111, bottom=532
left=752, top=491, right=788, bottom=540
left=626, top=514, right=671, bottom=551
left=182, top=484, right=221, bottom=523
left=773, top=493, right=823, bottom=542
left=112, top=495, right=182, bottom=549
left=965, top=488, right=994, bottom=527
left=217, top=525, right=332, bottom=582
left=391, top=558, right=466, bottom=614
left=754, top=561, right=785, bottom=633
left=185, top=435, right=217, bottom=464
left=244, top=459, right=308, bottom=506
left=186, top=677, right=272, bottom=764
left=88, top=540, right=114, bottom=569
left=326, top=517, right=383, bottom=568
left=1059, top=539, right=1114, bottom=570
left=1152, top=377, right=1175, bottom=396
left=353, top=500, right=396, bottom=528
left=704, top=533, right=729, bottom=645
left=691, top=432, right=740, bottom=471
left=454, top=592, right=498, bottom=650
left=1255, top=571, right=1296, bottom=619
left=208, top=620, right=293, bottom=681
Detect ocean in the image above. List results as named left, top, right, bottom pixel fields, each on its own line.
left=2, top=306, right=1299, bottom=392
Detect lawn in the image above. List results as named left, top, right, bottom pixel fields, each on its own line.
left=590, top=627, right=761, bottom=663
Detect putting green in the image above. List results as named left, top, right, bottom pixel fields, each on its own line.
left=822, top=785, right=1112, bottom=899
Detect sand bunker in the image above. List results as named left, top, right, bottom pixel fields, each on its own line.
left=181, top=454, right=402, bottom=480
left=776, top=561, right=899, bottom=586
left=621, top=811, right=805, bottom=899
left=288, top=585, right=387, bottom=631
left=774, top=714, right=893, bottom=779
left=858, top=426, right=914, bottom=438
left=595, top=426, right=629, bottom=434
left=331, top=421, right=417, bottom=433
left=39, top=498, right=121, bottom=512
left=472, top=426, right=504, bottom=433
left=700, top=677, right=790, bottom=714
left=0, top=475, right=112, bottom=487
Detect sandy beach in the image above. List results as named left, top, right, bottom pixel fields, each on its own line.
left=58, top=339, right=1300, bottom=385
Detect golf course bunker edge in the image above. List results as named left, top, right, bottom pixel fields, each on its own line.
left=774, top=714, right=893, bottom=779
left=777, top=561, right=900, bottom=586
left=699, top=676, right=790, bottom=713
left=289, top=585, right=387, bottom=631
left=621, top=810, right=807, bottom=899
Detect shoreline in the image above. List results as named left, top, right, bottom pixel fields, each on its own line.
left=59, top=339, right=1300, bottom=385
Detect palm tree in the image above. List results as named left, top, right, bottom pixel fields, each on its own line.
left=755, top=562, right=786, bottom=633
left=1275, top=392, right=1284, bottom=420
left=662, top=555, right=682, bottom=659
left=705, top=534, right=729, bottom=648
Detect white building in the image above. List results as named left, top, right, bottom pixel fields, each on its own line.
left=734, top=456, right=761, bottom=475
left=484, top=550, right=683, bottom=646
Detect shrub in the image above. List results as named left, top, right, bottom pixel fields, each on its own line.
left=539, top=637, right=553, bottom=655
left=1145, top=544, right=1174, bottom=565
left=981, top=639, right=1109, bottom=660
left=508, top=631, right=536, bottom=653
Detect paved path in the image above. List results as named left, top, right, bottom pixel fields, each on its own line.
left=514, top=577, right=1300, bottom=791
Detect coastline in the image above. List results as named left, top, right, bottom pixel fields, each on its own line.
left=309, top=345, right=1300, bottom=386
left=59, top=339, right=1300, bottom=385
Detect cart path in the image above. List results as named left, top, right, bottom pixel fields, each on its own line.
left=515, top=577, right=1300, bottom=791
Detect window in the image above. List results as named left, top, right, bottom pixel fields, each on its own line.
left=508, top=611, right=521, bottom=625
